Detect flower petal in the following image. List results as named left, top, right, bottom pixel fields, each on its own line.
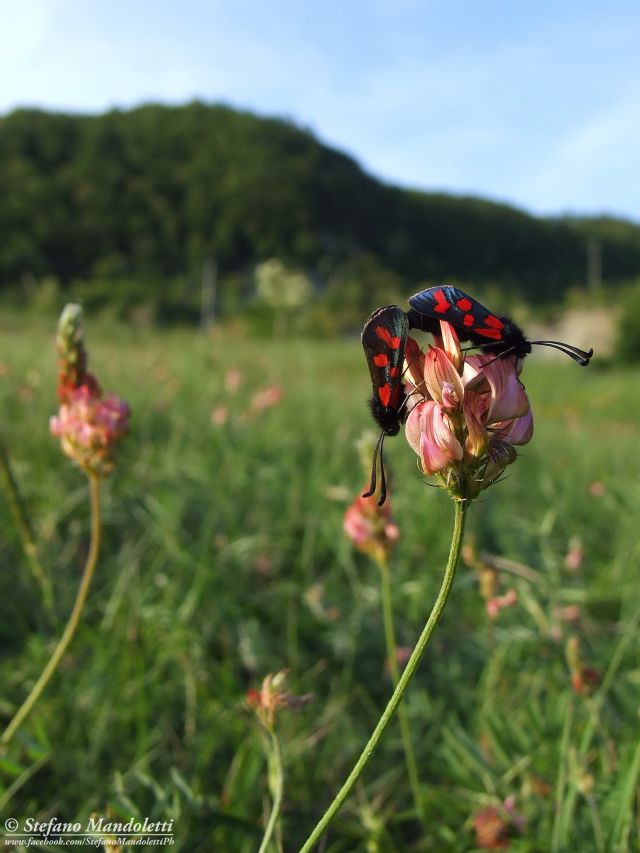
left=424, top=347, right=465, bottom=407
left=463, top=391, right=489, bottom=458
left=416, top=401, right=463, bottom=474
left=439, top=320, right=463, bottom=372
left=404, top=336, right=427, bottom=396
left=404, top=399, right=426, bottom=456
left=496, top=409, right=534, bottom=445
left=483, top=356, right=530, bottom=423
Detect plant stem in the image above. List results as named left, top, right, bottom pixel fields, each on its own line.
left=1, top=474, right=102, bottom=747
left=378, top=555, right=425, bottom=824
left=258, top=728, right=285, bottom=853
left=0, top=437, right=54, bottom=615
left=299, top=499, right=468, bottom=852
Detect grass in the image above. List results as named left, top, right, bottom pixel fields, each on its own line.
left=0, top=309, right=639, bottom=851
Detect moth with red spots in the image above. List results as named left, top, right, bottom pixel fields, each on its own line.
left=361, top=305, right=409, bottom=505
left=408, top=285, right=593, bottom=365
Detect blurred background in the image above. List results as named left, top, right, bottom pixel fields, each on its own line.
left=1, top=0, right=639, bottom=348
left=1, top=2, right=639, bottom=851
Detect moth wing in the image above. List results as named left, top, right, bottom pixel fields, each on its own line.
left=361, top=305, right=408, bottom=410
left=408, top=285, right=505, bottom=342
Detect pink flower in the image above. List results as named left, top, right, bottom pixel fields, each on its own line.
left=404, top=320, right=533, bottom=498
left=405, top=400, right=463, bottom=475
left=564, top=537, right=584, bottom=571
left=486, top=588, right=518, bottom=620
left=555, top=605, right=581, bottom=622
left=51, top=305, right=130, bottom=478
left=225, top=368, right=243, bottom=393
left=250, top=384, right=283, bottom=412
left=588, top=481, right=606, bottom=497
left=50, top=386, right=130, bottom=478
left=344, top=490, right=399, bottom=564
left=211, top=406, right=229, bottom=426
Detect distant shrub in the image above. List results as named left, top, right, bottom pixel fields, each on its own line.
left=615, top=282, right=640, bottom=363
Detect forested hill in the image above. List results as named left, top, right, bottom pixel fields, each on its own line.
left=1, top=101, right=639, bottom=300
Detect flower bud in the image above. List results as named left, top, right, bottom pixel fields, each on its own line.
left=344, top=491, right=399, bottom=565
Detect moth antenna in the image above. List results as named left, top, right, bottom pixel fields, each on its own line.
left=377, top=434, right=388, bottom=506
left=475, top=346, right=517, bottom=369
left=461, top=340, right=499, bottom=353
left=530, top=340, right=593, bottom=366
left=362, top=431, right=384, bottom=499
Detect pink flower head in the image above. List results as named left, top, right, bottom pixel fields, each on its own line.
left=564, top=537, right=584, bottom=571
left=404, top=320, right=533, bottom=499
left=486, top=588, right=518, bottom=620
left=588, top=481, right=606, bottom=497
left=224, top=368, right=243, bottom=393
left=344, top=490, right=399, bottom=565
left=50, top=386, right=130, bottom=478
left=211, top=406, right=229, bottom=426
left=250, top=384, right=283, bottom=413
left=50, top=305, right=130, bottom=477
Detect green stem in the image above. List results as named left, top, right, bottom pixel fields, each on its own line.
left=378, top=556, right=425, bottom=824
left=258, top=728, right=285, bottom=853
left=1, top=474, right=102, bottom=747
left=0, top=437, right=54, bottom=615
left=299, top=499, right=468, bottom=852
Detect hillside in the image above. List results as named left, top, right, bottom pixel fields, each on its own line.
left=1, top=101, right=639, bottom=300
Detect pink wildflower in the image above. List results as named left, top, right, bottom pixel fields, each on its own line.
left=404, top=320, right=533, bottom=499
left=50, top=305, right=130, bottom=477
left=225, top=368, right=243, bottom=393
left=555, top=605, right=581, bottom=622
left=251, top=384, right=283, bottom=413
left=211, top=406, right=229, bottom=426
left=486, top=588, right=518, bottom=620
left=50, top=387, right=130, bottom=478
left=343, top=490, right=399, bottom=565
left=588, top=481, right=606, bottom=497
left=564, top=537, right=584, bottom=571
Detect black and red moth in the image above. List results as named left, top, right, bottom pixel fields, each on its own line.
left=408, top=284, right=593, bottom=365
left=361, top=305, right=409, bottom=505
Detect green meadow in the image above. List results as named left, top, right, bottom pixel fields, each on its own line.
left=0, top=311, right=638, bottom=851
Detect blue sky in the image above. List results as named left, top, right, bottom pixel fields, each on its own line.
left=2, top=0, right=639, bottom=220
